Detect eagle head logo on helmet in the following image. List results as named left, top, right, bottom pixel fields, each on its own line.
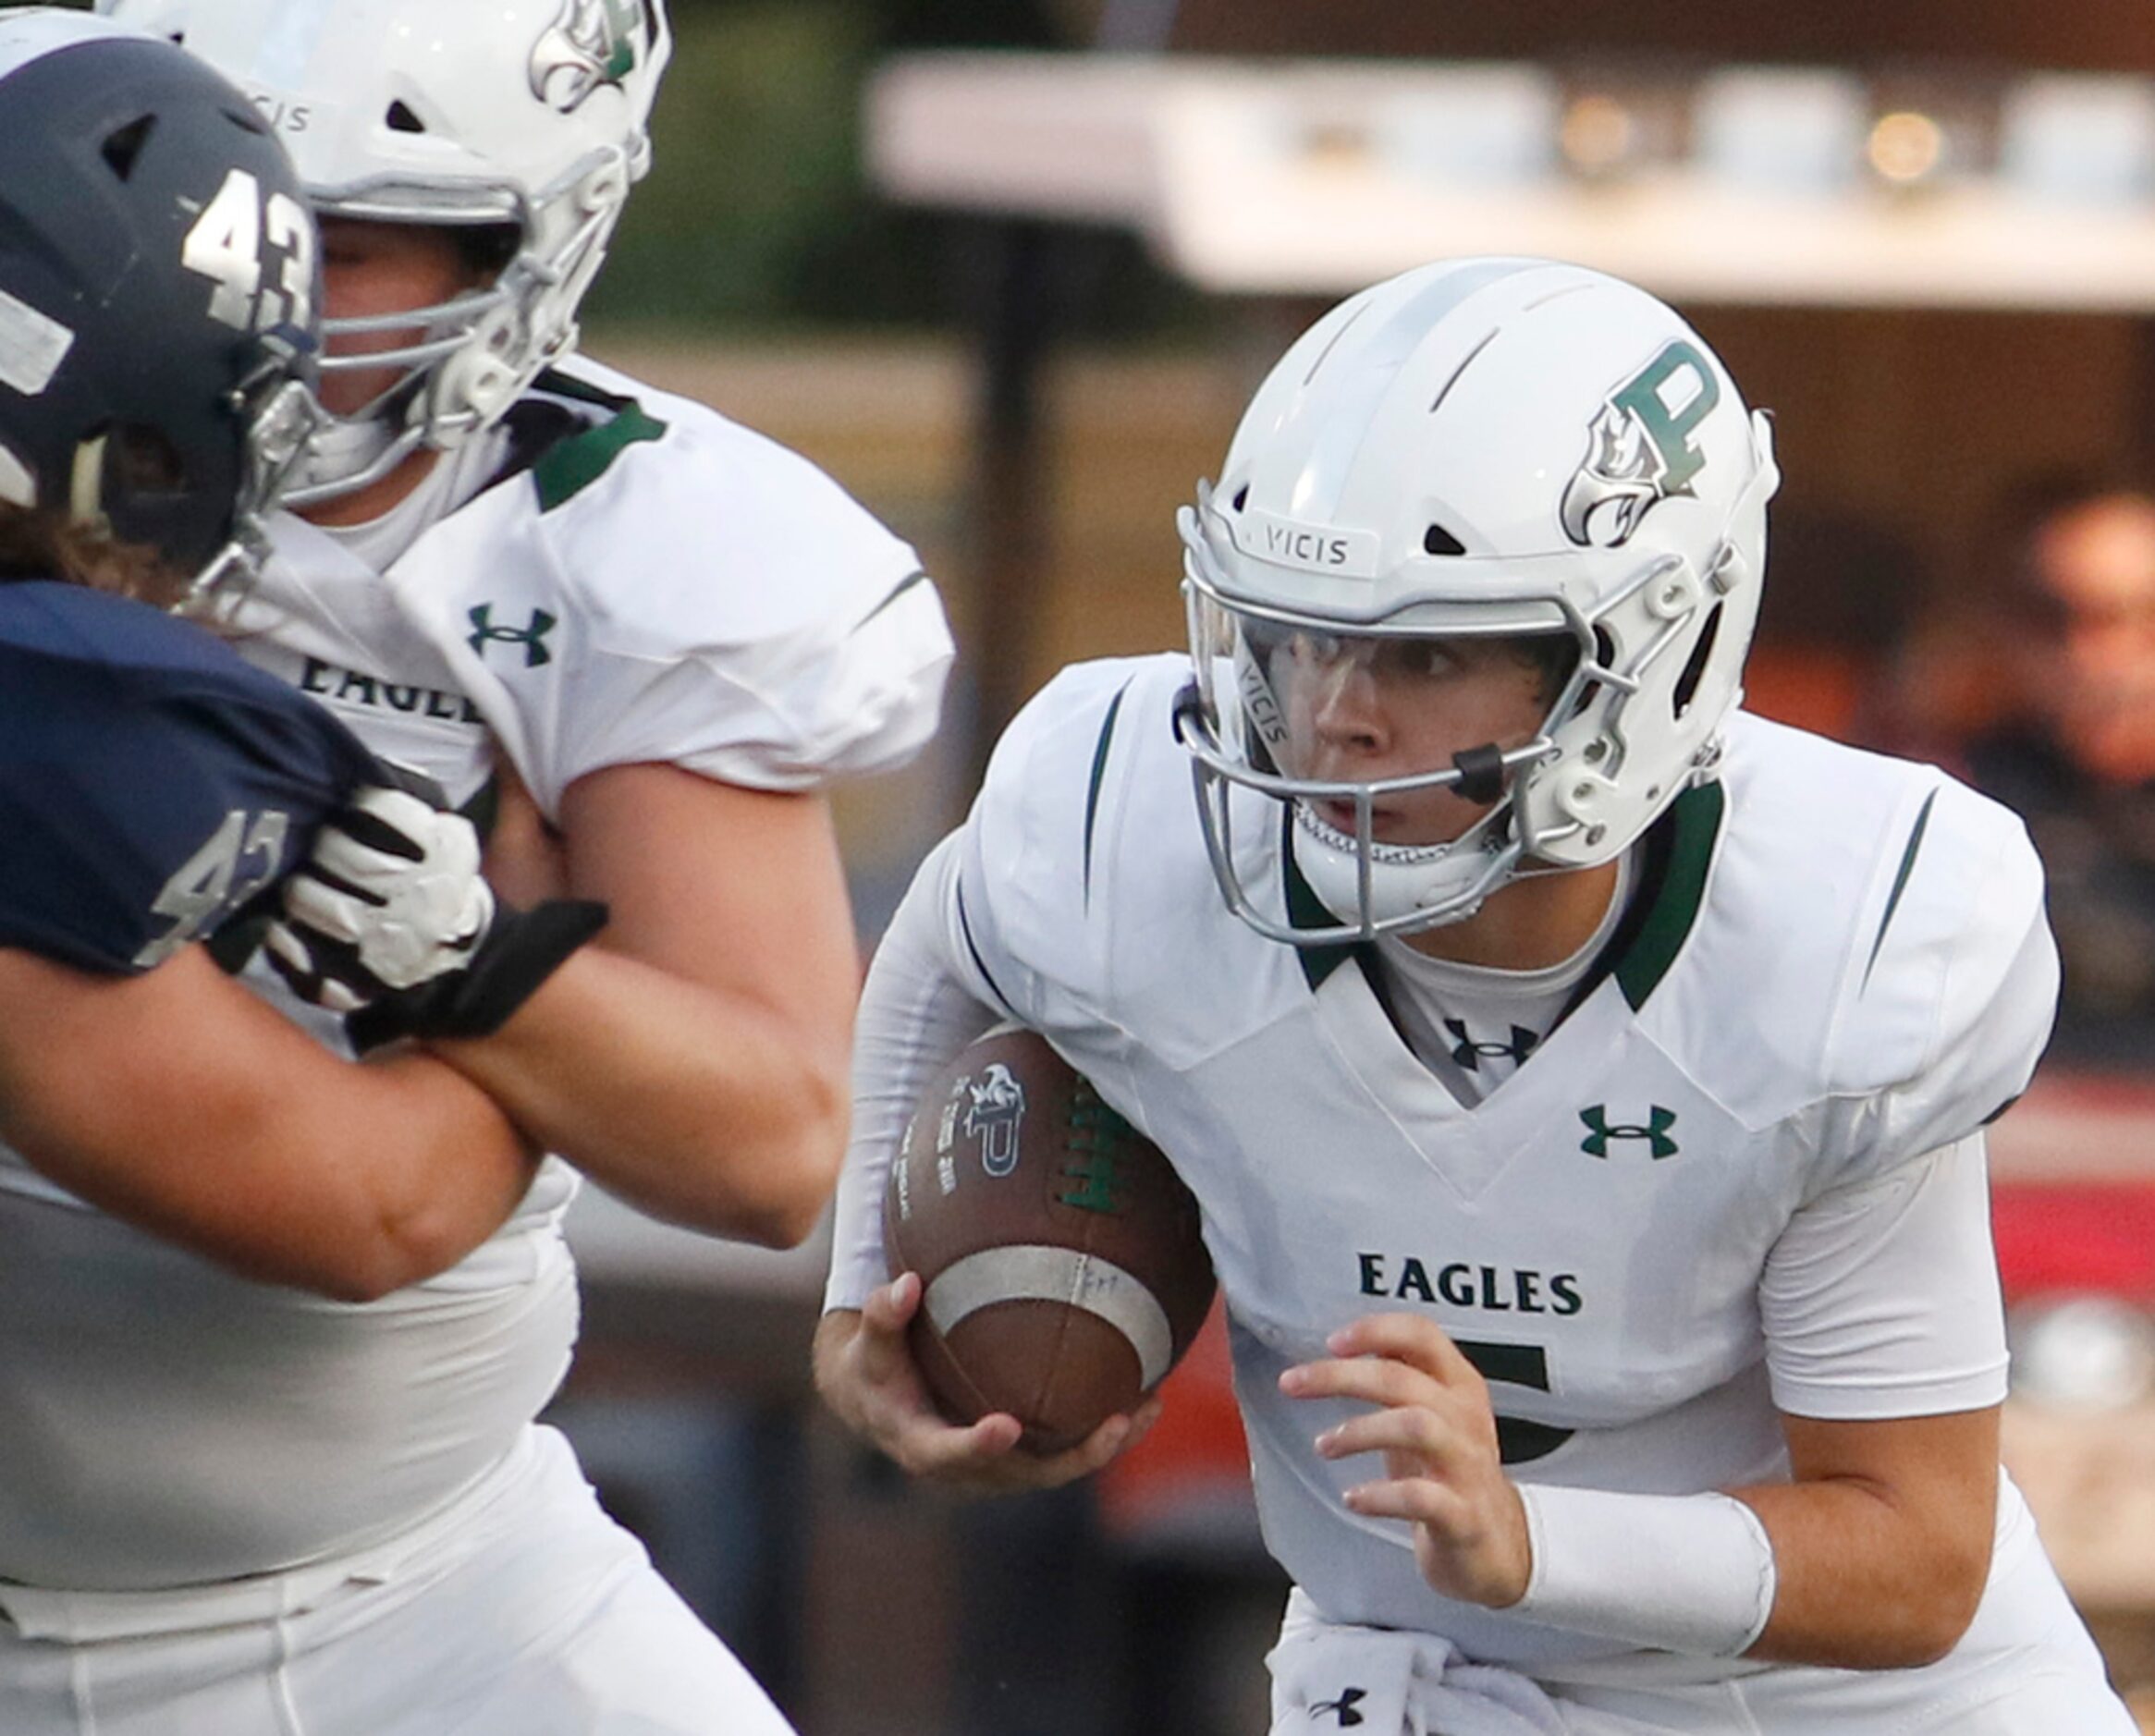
left=530, top=0, right=647, bottom=113
left=1560, top=338, right=1726, bottom=550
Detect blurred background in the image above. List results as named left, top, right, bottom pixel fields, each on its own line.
left=243, top=0, right=2155, bottom=1728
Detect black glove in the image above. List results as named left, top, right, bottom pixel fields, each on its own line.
left=263, top=786, right=606, bottom=1051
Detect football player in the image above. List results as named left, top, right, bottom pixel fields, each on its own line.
left=101, top=0, right=953, bottom=1246
left=0, top=9, right=552, bottom=1283
left=0, top=8, right=805, bottom=1734
left=818, top=259, right=2138, bottom=1731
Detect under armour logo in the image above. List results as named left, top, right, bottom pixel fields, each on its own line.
left=1579, top=1105, right=1679, bottom=1159
left=1444, top=1019, right=1539, bottom=1072
left=467, top=605, right=557, bottom=667
left=1310, top=1686, right=1365, bottom=1727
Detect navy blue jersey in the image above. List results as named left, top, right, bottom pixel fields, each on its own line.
left=0, top=581, right=382, bottom=974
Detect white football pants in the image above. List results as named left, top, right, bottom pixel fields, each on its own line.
left=0, top=1424, right=793, bottom=1735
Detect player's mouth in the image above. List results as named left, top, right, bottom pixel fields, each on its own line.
left=1309, top=796, right=1435, bottom=845
left=1314, top=798, right=1381, bottom=836
left=1299, top=798, right=1459, bottom=862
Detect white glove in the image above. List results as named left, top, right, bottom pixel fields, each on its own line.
left=265, top=785, right=606, bottom=1047
left=265, top=787, right=493, bottom=1006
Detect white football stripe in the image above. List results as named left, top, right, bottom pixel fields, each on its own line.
left=923, top=1247, right=1175, bottom=1390
left=0, top=285, right=71, bottom=397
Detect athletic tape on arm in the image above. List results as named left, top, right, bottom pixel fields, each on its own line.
left=1512, top=1485, right=1777, bottom=1657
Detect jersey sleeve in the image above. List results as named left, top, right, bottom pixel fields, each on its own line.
left=1818, top=777, right=2059, bottom=1192
left=1761, top=1132, right=2011, bottom=1420
left=823, top=831, right=1007, bottom=1314
left=386, top=377, right=954, bottom=820
left=945, top=656, right=1170, bottom=1032
left=0, top=586, right=375, bottom=973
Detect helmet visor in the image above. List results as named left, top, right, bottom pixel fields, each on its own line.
left=1189, top=583, right=1576, bottom=839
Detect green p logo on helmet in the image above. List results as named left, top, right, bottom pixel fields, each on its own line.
left=1560, top=340, right=1721, bottom=549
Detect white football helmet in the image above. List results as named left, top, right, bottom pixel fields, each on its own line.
left=1175, top=257, right=1780, bottom=945
left=97, top=0, right=671, bottom=504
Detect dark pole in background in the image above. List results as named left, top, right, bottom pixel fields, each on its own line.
left=954, top=0, right=1184, bottom=797
left=1095, top=0, right=1185, bottom=51
left=958, top=217, right=1058, bottom=798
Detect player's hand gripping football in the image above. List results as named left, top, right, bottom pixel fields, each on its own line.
left=263, top=784, right=607, bottom=1050
left=1282, top=1313, right=1533, bottom=1608
left=813, top=1272, right=1160, bottom=1497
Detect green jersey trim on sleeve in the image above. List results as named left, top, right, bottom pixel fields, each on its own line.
left=955, top=874, right=1021, bottom=1020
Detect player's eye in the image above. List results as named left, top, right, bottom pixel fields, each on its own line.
left=1365, top=639, right=1461, bottom=683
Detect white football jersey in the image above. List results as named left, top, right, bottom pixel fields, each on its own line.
left=232, top=356, right=953, bottom=818
left=848, top=653, right=2062, bottom=1684
left=0, top=358, right=951, bottom=1590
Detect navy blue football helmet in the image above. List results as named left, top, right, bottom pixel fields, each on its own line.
left=0, top=9, right=321, bottom=602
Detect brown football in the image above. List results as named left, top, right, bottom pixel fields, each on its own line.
left=885, top=1026, right=1216, bottom=1454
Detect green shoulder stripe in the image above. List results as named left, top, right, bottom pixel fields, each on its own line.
left=1612, top=779, right=1724, bottom=1010
left=531, top=401, right=667, bottom=512
left=1282, top=807, right=1377, bottom=991
left=1082, top=679, right=1133, bottom=910
left=1862, top=789, right=1938, bottom=992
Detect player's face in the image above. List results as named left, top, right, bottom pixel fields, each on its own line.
left=1265, top=630, right=1552, bottom=846
left=317, top=219, right=485, bottom=419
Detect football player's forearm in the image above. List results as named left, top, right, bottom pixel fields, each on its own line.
left=1732, top=1407, right=1999, bottom=1669
left=429, top=944, right=847, bottom=1246
left=0, top=947, right=538, bottom=1301
left=454, top=762, right=858, bottom=1243
left=825, top=834, right=1005, bottom=1314
left=203, top=1055, right=544, bottom=1302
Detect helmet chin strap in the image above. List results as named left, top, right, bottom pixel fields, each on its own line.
left=1291, top=791, right=1518, bottom=937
